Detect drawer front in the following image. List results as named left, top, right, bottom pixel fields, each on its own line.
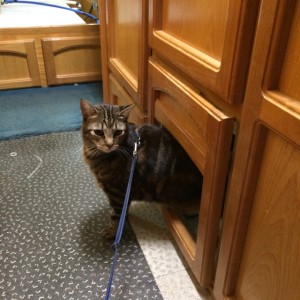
left=149, top=0, right=259, bottom=104
left=148, top=57, right=234, bottom=286
left=109, top=74, right=147, bottom=125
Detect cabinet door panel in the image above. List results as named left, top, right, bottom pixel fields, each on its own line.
left=148, top=57, right=234, bottom=287
left=161, top=0, right=228, bottom=63
left=42, top=36, right=101, bottom=85
left=0, top=40, right=41, bottom=89
left=105, top=0, right=148, bottom=110
left=149, top=0, right=259, bottom=104
left=214, top=1, right=300, bottom=299
left=235, top=130, right=300, bottom=300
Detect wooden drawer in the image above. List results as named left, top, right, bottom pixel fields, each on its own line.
left=148, top=57, right=234, bottom=287
left=0, top=39, right=41, bottom=89
left=109, top=73, right=147, bottom=125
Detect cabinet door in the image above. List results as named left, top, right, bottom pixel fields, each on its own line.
left=148, top=57, right=234, bottom=287
left=149, top=0, right=259, bottom=104
left=42, top=36, right=101, bottom=85
left=0, top=40, right=41, bottom=89
left=101, top=0, right=148, bottom=110
left=214, top=1, right=300, bottom=299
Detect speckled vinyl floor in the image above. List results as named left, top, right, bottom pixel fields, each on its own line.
left=129, top=203, right=211, bottom=300
left=0, top=131, right=211, bottom=300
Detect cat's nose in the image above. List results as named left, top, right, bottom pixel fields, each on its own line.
left=105, top=137, right=114, bottom=149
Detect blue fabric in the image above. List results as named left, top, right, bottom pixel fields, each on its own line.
left=0, top=82, right=102, bottom=140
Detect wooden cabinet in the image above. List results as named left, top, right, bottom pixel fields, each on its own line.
left=148, top=0, right=259, bottom=289
left=0, top=25, right=101, bottom=90
left=99, top=0, right=300, bottom=298
left=214, top=0, right=300, bottom=299
left=99, top=0, right=148, bottom=124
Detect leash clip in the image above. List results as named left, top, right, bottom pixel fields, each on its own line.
left=133, top=130, right=140, bottom=157
left=133, top=139, right=139, bottom=157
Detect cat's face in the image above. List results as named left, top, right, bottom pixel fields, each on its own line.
left=80, top=99, right=134, bottom=154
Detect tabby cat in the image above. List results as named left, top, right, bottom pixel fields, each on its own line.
left=80, top=99, right=203, bottom=239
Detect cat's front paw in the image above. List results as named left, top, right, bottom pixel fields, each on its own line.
left=100, top=226, right=117, bottom=240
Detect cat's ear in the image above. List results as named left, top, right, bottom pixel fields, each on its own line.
left=119, top=104, right=135, bottom=119
left=80, top=99, right=98, bottom=120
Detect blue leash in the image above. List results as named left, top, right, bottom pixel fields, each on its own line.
left=105, top=131, right=140, bottom=300
left=3, top=0, right=99, bottom=23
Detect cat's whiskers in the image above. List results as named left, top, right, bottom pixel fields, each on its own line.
left=85, top=144, right=102, bottom=159
left=118, top=146, right=132, bottom=159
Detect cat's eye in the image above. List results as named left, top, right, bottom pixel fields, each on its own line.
left=92, top=129, right=104, bottom=137
left=114, top=130, right=123, bottom=137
